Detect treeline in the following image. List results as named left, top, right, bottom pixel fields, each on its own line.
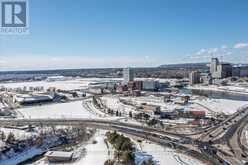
left=104, top=131, right=154, bottom=165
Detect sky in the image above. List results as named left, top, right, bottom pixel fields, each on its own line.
left=0, top=0, right=248, bottom=71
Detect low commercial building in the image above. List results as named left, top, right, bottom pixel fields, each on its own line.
left=160, top=111, right=178, bottom=119
left=128, top=81, right=136, bottom=91
left=128, top=81, right=143, bottom=91
left=232, top=65, right=248, bottom=77
left=13, top=94, right=53, bottom=105
left=188, top=110, right=206, bottom=118
left=200, top=73, right=213, bottom=85
left=45, top=151, right=73, bottom=162
left=174, top=96, right=189, bottom=105
left=116, top=85, right=128, bottom=93
left=141, top=104, right=161, bottom=116
left=88, top=87, right=103, bottom=94
left=143, top=80, right=160, bottom=91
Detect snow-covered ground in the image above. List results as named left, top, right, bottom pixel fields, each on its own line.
left=189, top=85, right=248, bottom=94
left=121, top=95, right=182, bottom=111
left=0, top=136, right=61, bottom=165
left=193, top=98, right=247, bottom=115
left=0, top=78, right=121, bottom=91
left=31, top=129, right=203, bottom=165
left=0, top=128, right=36, bottom=140
left=101, top=95, right=136, bottom=114
left=135, top=141, right=202, bottom=165
left=16, top=101, right=96, bottom=119
left=72, top=131, right=109, bottom=165
left=33, top=131, right=109, bottom=165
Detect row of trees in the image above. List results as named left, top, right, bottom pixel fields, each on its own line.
left=104, top=131, right=155, bottom=165
left=105, top=131, right=135, bottom=165
left=0, top=131, right=15, bottom=144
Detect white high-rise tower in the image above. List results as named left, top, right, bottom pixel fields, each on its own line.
left=123, top=68, right=134, bottom=84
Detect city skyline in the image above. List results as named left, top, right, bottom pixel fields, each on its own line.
left=1, top=0, right=248, bottom=71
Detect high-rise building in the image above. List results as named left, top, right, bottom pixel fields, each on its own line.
left=189, top=71, right=200, bottom=85
left=210, top=58, right=219, bottom=74
left=210, top=58, right=232, bottom=79
left=123, top=68, right=134, bottom=84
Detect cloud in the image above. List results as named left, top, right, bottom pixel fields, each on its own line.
left=0, top=60, right=7, bottom=64
left=234, top=43, right=248, bottom=49
left=189, top=45, right=234, bottom=61
left=196, top=49, right=207, bottom=55
left=188, top=43, right=248, bottom=64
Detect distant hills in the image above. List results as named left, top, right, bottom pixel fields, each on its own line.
left=159, top=62, right=209, bottom=69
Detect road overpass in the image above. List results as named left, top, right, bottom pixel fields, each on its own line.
left=0, top=118, right=222, bottom=165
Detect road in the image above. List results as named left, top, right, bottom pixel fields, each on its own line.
left=199, top=105, right=248, bottom=143
left=199, top=105, right=248, bottom=164
left=0, top=118, right=221, bottom=165
left=1, top=98, right=248, bottom=164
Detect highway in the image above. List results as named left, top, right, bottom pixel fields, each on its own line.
left=1, top=99, right=248, bottom=164
left=198, top=105, right=248, bottom=165
left=0, top=118, right=222, bottom=165
left=199, top=105, right=248, bottom=143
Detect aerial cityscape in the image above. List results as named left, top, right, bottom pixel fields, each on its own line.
left=1, top=0, right=248, bottom=165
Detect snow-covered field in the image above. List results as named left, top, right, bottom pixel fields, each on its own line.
left=193, top=98, right=247, bottom=115
left=136, top=141, right=202, bottom=165
left=16, top=101, right=96, bottom=119
left=0, top=78, right=121, bottom=91
left=101, top=95, right=136, bottom=114
left=34, top=131, right=109, bottom=165
left=72, top=131, right=109, bottom=165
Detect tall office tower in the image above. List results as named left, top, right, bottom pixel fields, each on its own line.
left=189, top=71, right=200, bottom=85
left=210, top=57, right=232, bottom=79
left=123, top=68, right=134, bottom=85
left=210, top=58, right=219, bottom=74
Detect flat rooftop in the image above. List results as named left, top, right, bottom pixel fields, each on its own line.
left=45, top=151, right=73, bottom=158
